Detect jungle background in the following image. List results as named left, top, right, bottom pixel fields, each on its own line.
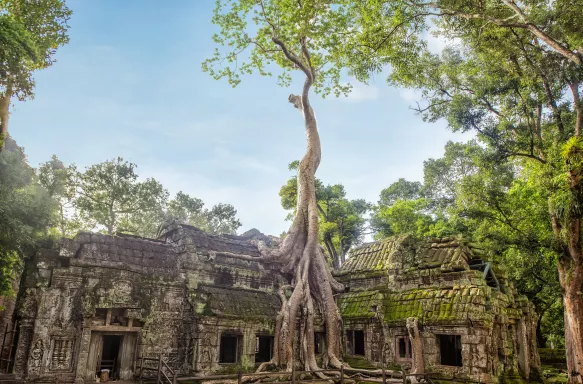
left=1, top=0, right=581, bottom=381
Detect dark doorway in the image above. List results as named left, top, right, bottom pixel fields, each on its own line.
left=314, top=332, right=325, bottom=355
left=346, top=330, right=365, bottom=356
left=255, top=336, right=273, bottom=363
left=99, top=335, right=122, bottom=378
left=220, top=335, right=240, bottom=364
left=438, top=334, right=462, bottom=366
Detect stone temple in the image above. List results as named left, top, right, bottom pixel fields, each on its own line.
left=0, top=223, right=540, bottom=383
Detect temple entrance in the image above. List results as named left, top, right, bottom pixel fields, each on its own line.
left=85, top=332, right=137, bottom=381
left=99, top=335, right=122, bottom=379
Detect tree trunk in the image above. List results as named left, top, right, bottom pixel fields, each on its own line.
left=339, top=218, right=346, bottom=266
left=550, top=207, right=583, bottom=384
left=406, top=317, right=424, bottom=383
left=0, top=85, right=12, bottom=151
left=324, top=233, right=340, bottom=270
left=226, top=74, right=346, bottom=375
left=558, top=258, right=583, bottom=384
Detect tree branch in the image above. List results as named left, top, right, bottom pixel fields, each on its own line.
left=407, top=0, right=582, bottom=65
left=272, top=36, right=312, bottom=79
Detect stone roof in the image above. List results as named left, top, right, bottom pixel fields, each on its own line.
left=338, top=285, right=502, bottom=325
left=60, top=232, right=177, bottom=271
left=339, top=236, right=475, bottom=275
left=382, top=286, right=490, bottom=324
left=164, top=224, right=262, bottom=258
left=338, top=290, right=382, bottom=319
left=197, top=285, right=280, bottom=319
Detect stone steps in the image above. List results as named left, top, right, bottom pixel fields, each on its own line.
left=0, top=374, right=23, bottom=383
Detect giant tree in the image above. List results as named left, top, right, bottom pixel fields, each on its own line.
left=0, top=0, right=71, bottom=150
left=202, top=0, right=373, bottom=373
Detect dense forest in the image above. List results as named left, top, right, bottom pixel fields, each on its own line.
left=2, top=0, right=582, bottom=382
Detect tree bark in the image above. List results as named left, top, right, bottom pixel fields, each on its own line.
left=0, top=84, right=12, bottom=151
left=339, top=218, right=346, bottom=266
left=550, top=205, right=583, bottom=384
left=558, top=257, right=583, bottom=384
left=324, top=233, right=340, bottom=270
left=406, top=317, right=424, bottom=383
left=568, top=81, right=582, bottom=137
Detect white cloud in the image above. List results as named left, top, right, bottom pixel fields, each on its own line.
left=425, top=27, right=462, bottom=55
left=341, top=81, right=380, bottom=102
left=427, top=33, right=449, bottom=55
left=398, top=88, right=423, bottom=103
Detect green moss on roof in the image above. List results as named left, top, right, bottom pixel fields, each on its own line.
left=339, top=290, right=383, bottom=318
left=504, top=307, right=524, bottom=319
left=340, top=236, right=414, bottom=274
left=382, top=286, right=493, bottom=324
left=340, top=236, right=475, bottom=275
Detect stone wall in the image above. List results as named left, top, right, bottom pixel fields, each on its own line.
left=10, top=228, right=283, bottom=383
left=336, top=236, right=542, bottom=383
left=5, top=230, right=541, bottom=384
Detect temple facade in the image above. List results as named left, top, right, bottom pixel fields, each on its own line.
left=1, top=225, right=540, bottom=383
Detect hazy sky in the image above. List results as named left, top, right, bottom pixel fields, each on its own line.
left=10, top=0, right=469, bottom=236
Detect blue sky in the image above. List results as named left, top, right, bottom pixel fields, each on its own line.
left=10, top=0, right=468, bottom=236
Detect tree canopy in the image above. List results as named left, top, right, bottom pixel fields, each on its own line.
left=0, top=138, right=55, bottom=297
left=0, top=0, right=71, bottom=149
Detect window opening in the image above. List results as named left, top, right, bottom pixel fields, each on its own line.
left=395, top=335, right=412, bottom=361
left=220, top=335, right=240, bottom=363
left=255, top=336, right=273, bottom=363
left=438, top=334, right=462, bottom=366
left=346, top=330, right=365, bottom=356
left=314, top=332, right=326, bottom=355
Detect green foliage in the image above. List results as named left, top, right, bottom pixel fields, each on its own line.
left=38, top=155, right=85, bottom=237
left=74, top=157, right=169, bottom=236
left=344, top=0, right=583, bottom=350
left=35, top=157, right=243, bottom=239
left=0, top=138, right=55, bottom=296
left=202, top=0, right=376, bottom=97
left=166, top=191, right=242, bottom=235
left=0, top=14, right=38, bottom=96
left=0, top=0, right=71, bottom=100
left=372, top=140, right=563, bottom=346
left=378, top=178, right=421, bottom=206
left=372, top=197, right=432, bottom=239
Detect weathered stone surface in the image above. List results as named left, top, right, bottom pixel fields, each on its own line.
left=335, top=236, right=541, bottom=383
left=2, top=229, right=540, bottom=383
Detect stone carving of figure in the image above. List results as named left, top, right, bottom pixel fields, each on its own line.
left=29, top=340, right=44, bottom=369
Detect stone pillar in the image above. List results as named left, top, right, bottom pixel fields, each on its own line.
left=516, top=320, right=529, bottom=380
left=12, top=319, right=34, bottom=377
left=406, top=317, right=424, bottom=383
